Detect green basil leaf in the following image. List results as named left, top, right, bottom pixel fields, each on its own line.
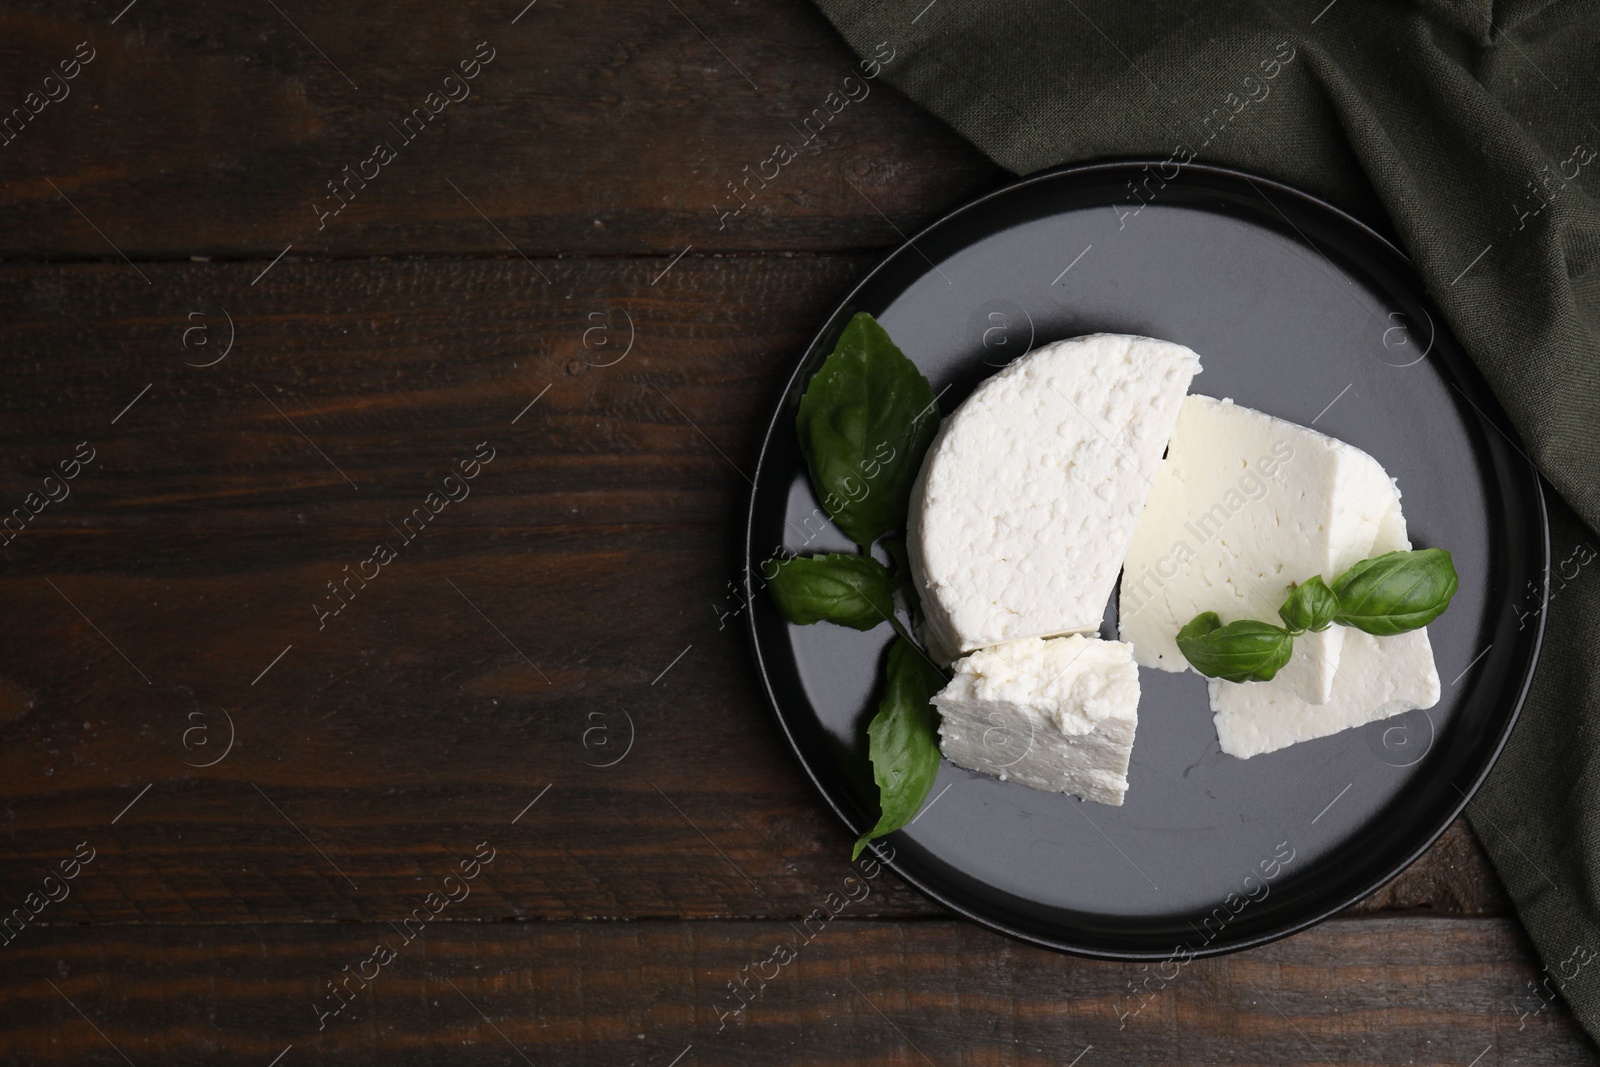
left=1331, top=548, right=1459, bottom=636
left=1175, top=612, right=1295, bottom=683
left=853, top=637, right=947, bottom=859
left=796, top=313, right=940, bottom=551
left=1277, top=575, right=1339, bottom=634
left=766, top=553, right=898, bottom=631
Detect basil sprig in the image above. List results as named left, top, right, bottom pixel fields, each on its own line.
left=1175, top=549, right=1458, bottom=683
left=762, top=313, right=946, bottom=859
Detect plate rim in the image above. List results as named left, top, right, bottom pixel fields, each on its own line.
left=742, top=157, right=1551, bottom=960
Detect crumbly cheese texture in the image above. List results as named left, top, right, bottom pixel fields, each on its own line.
left=1209, top=487, right=1441, bottom=758
left=909, top=334, right=1201, bottom=665
left=1117, top=395, right=1397, bottom=704
left=934, top=634, right=1141, bottom=806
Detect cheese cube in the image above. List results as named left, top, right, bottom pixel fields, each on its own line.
left=1209, top=478, right=1441, bottom=758
left=909, top=334, right=1201, bottom=664
left=1117, top=395, right=1397, bottom=704
left=934, top=634, right=1141, bottom=806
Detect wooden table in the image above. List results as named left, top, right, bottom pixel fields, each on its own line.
left=0, top=2, right=1592, bottom=1063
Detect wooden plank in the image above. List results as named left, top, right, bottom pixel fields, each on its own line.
left=0, top=917, right=1587, bottom=1065
left=1352, top=818, right=1508, bottom=916
left=0, top=0, right=1003, bottom=258
left=0, top=256, right=1508, bottom=922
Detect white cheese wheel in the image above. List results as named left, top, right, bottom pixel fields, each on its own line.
left=908, top=334, right=1201, bottom=664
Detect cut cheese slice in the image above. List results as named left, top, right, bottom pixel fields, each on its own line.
left=934, top=634, right=1140, bottom=806
left=1209, top=478, right=1441, bottom=758
left=1117, top=395, right=1397, bottom=704
left=909, top=334, right=1201, bottom=665
left=1209, top=629, right=1441, bottom=758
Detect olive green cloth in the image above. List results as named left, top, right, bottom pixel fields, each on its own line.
left=812, top=0, right=1600, bottom=1040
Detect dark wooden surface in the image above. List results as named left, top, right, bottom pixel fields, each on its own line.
left=2, top=919, right=1593, bottom=1066
left=0, top=1, right=1589, bottom=1064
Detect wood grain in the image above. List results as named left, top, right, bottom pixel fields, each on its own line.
left=0, top=256, right=1511, bottom=925
left=0, top=0, right=1004, bottom=259
left=0, top=0, right=1570, bottom=1059
left=0, top=917, right=1588, bottom=1066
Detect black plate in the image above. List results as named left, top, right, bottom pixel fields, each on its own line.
left=744, top=161, right=1548, bottom=959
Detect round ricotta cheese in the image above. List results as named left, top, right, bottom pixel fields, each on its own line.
left=908, top=333, right=1201, bottom=663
